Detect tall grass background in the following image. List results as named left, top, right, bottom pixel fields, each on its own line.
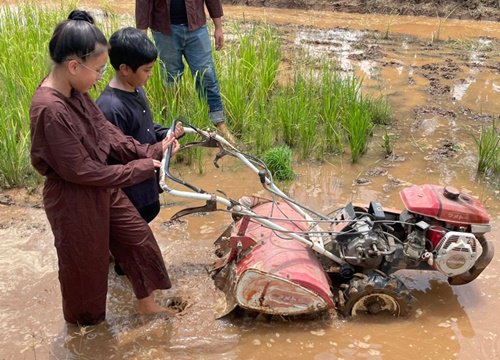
left=0, top=5, right=62, bottom=187
left=0, top=3, right=393, bottom=188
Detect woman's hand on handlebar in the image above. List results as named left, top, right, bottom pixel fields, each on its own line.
left=152, top=159, right=162, bottom=168
left=162, top=135, right=180, bottom=155
left=171, top=139, right=180, bottom=154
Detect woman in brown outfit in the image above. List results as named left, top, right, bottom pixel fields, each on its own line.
left=29, top=10, right=178, bottom=326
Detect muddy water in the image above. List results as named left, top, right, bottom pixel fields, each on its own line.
left=1, top=160, right=499, bottom=359
left=1, top=3, right=500, bottom=360
left=224, top=5, right=500, bottom=40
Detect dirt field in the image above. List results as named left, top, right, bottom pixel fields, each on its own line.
left=222, top=0, right=500, bottom=21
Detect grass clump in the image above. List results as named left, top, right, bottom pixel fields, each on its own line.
left=381, top=128, right=393, bottom=157
left=364, top=95, right=392, bottom=125
left=474, top=120, right=499, bottom=176
left=343, top=100, right=373, bottom=163
left=262, top=146, right=295, bottom=181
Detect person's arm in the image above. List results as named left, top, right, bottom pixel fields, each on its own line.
left=153, top=123, right=169, bottom=141
left=212, top=17, right=224, bottom=50
left=205, top=0, right=224, bottom=50
left=153, top=122, right=185, bottom=141
left=136, top=0, right=153, bottom=34
left=103, top=119, right=164, bottom=163
left=41, top=108, right=158, bottom=188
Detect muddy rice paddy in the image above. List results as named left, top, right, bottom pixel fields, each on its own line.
left=0, top=2, right=499, bottom=360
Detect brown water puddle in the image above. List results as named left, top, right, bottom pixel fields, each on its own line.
left=1, top=2, right=499, bottom=359
left=1, top=159, right=499, bottom=359
left=224, top=5, right=500, bottom=40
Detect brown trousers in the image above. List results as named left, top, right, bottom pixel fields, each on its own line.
left=48, top=186, right=171, bottom=325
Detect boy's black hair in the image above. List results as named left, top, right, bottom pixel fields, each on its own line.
left=49, top=10, right=107, bottom=64
left=108, top=27, right=158, bottom=72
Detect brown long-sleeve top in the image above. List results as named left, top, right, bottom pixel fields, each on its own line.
left=30, top=87, right=162, bottom=189
left=135, top=0, right=223, bottom=34
left=30, top=85, right=165, bottom=244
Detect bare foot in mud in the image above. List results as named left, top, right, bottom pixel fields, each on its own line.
left=136, top=295, right=176, bottom=316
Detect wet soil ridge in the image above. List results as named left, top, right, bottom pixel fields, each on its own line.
left=223, top=0, right=500, bottom=21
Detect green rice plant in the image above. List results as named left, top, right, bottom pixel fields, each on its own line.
left=270, top=71, right=319, bottom=159
left=216, top=22, right=280, bottom=137
left=262, top=146, right=295, bottom=181
left=381, top=127, right=393, bottom=157
left=331, top=73, right=374, bottom=162
left=297, top=93, right=319, bottom=160
left=248, top=102, right=273, bottom=155
left=229, top=22, right=280, bottom=98
left=270, top=89, right=295, bottom=148
left=0, top=111, right=36, bottom=186
left=343, top=100, right=373, bottom=163
left=218, top=50, right=255, bottom=137
left=473, top=120, right=499, bottom=175
left=317, top=62, right=344, bottom=155
left=364, top=95, right=392, bottom=125
left=253, top=25, right=281, bottom=101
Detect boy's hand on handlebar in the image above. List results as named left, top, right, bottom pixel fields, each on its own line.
left=173, top=123, right=184, bottom=139
left=152, top=159, right=162, bottom=168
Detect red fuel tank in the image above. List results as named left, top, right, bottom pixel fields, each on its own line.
left=400, top=184, right=490, bottom=225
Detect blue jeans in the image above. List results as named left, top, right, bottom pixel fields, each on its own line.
left=152, top=25, right=225, bottom=125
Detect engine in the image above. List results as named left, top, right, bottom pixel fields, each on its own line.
left=338, top=215, right=391, bottom=269
left=399, top=184, right=491, bottom=279
left=331, top=184, right=492, bottom=281
left=433, top=232, right=479, bottom=276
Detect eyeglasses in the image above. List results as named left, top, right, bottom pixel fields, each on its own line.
left=65, top=57, right=107, bottom=78
left=77, top=61, right=107, bottom=78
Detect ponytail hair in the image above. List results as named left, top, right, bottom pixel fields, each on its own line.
left=67, top=9, right=95, bottom=24
left=49, top=10, right=107, bottom=64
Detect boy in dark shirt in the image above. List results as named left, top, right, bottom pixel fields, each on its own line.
left=97, top=27, right=183, bottom=274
